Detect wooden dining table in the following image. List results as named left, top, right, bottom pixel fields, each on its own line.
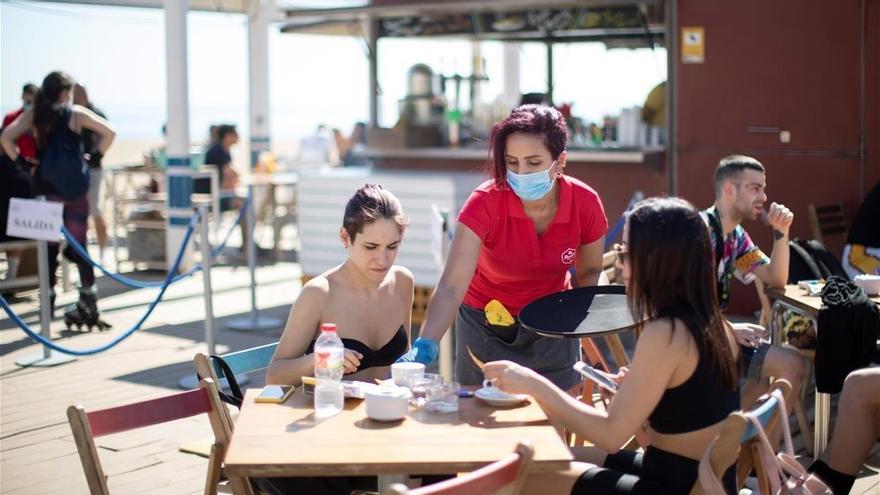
left=223, top=387, right=574, bottom=489
left=765, top=283, right=880, bottom=458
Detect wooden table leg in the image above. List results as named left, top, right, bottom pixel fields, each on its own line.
left=813, top=390, right=831, bottom=459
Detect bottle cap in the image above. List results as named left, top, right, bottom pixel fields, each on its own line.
left=320, top=323, right=337, bottom=332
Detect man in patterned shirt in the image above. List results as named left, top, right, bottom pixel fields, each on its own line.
left=703, top=154, right=805, bottom=409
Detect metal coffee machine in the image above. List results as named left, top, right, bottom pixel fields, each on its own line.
left=399, top=63, right=445, bottom=146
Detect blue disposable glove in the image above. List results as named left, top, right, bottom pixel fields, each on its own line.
left=396, top=337, right=439, bottom=365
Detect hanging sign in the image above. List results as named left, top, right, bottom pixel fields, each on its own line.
left=6, top=198, right=63, bottom=242
left=682, top=27, right=705, bottom=64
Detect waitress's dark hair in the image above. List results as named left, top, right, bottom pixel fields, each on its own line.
left=342, top=184, right=409, bottom=242
left=33, top=71, right=74, bottom=150
left=487, top=104, right=568, bottom=187
left=626, top=197, right=738, bottom=390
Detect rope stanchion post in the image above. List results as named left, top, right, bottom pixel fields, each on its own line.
left=200, top=204, right=217, bottom=356
left=179, top=205, right=222, bottom=389
left=60, top=237, right=71, bottom=293
left=14, top=236, right=76, bottom=367
left=226, top=184, right=282, bottom=332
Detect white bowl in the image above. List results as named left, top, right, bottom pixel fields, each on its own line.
left=854, top=274, right=880, bottom=296
left=391, top=362, right=425, bottom=387
left=364, top=387, right=410, bottom=421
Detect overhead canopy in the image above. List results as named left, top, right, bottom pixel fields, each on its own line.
left=33, top=0, right=254, bottom=14
left=279, top=0, right=665, bottom=46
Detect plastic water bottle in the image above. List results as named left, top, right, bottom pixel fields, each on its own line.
left=314, top=323, right=345, bottom=418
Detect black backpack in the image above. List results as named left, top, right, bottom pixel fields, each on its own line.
left=39, top=108, right=90, bottom=200
left=788, top=238, right=848, bottom=282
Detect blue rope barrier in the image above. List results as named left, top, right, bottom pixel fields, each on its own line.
left=63, top=226, right=196, bottom=288
left=210, top=194, right=251, bottom=259
left=0, top=214, right=199, bottom=356
left=60, top=194, right=251, bottom=289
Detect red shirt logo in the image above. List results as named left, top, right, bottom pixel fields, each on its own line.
left=561, top=248, right=576, bottom=265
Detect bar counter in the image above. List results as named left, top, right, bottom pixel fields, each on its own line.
left=357, top=145, right=666, bottom=170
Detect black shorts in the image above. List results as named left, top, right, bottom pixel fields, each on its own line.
left=571, top=447, right=736, bottom=495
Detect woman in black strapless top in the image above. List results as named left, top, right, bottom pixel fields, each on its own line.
left=482, top=198, right=742, bottom=495
left=266, top=184, right=414, bottom=387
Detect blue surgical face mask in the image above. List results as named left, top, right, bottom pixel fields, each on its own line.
left=506, top=161, right=557, bottom=201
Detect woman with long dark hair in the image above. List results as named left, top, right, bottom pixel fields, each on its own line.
left=1, top=71, right=115, bottom=329
left=483, top=197, right=741, bottom=494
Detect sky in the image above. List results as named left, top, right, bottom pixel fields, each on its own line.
left=1, top=1, right=666, bottom=146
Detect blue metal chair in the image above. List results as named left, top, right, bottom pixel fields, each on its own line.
left=194, top=342, right=279, bottom=407
left=691, top=379, right=793, bottom=495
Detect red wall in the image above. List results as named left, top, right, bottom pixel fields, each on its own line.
left=866, top=0, right=880, bottom=191
left=565, top=161, right=667, bottom=230
left=675, top=0, right=878, bottom=315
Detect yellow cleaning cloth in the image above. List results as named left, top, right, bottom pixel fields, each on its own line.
left=484, top=299, right=515, bottom=326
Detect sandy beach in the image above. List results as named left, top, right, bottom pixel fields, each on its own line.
left=104, top=137, right=301, bottom=172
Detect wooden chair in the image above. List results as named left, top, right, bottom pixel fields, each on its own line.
left=807, top=202, right=847, bottom=245
left=194, top=343, right=279, bottom=403
left=571, top=250, right=638, bottom=446
left=690, top=379, right=793, bottom=495
left=67, top=378, right=253, bottom=495
left=384, top=442, right=534, bottom=495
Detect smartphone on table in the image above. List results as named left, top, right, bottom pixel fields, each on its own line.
left=573, top=361, right=619, bottom=393
left=255, top=385, right=295, bottom=403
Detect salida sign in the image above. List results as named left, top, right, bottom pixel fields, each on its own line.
left=6, top=198, right=63, bottom=242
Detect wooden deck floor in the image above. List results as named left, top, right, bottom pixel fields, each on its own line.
left=2, top=256, right=293, bottom=495
left=2, top=257, right=878, bottom=494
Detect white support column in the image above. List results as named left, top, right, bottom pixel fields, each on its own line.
left=366, top=17, right=379, bottom=128
left=164, top=0, right=194, bottom=270
left=502, top=42, right=521, bottom=110
left=248, top=0, right=273, bottom=169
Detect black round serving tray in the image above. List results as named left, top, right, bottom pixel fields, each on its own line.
left=519, top=285, right=640, bottom=339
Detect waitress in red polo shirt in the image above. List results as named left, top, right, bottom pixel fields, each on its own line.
left=398, top=105, right=607, bottom=389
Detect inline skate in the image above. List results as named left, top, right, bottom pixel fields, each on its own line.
left=63, top=285, right=111, bottom=331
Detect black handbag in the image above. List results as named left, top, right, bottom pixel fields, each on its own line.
left=197, top=355, right=244, bottom=408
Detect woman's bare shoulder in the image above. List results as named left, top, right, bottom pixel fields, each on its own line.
left=391, top=265, right=414, bottom=286
left=297, top=275, right=331, bottom=306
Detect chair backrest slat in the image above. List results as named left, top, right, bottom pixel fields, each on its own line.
left=389, top=443, right=533, bottom=495
left=414, top=454, right=520, bottom=495
left=740, top=393, right=779, bottom=442
left=87, top=388, right=212, bottom=437
left=808, top=202, right=847, bottom=242
left=212, top=342, right=278, bottom=378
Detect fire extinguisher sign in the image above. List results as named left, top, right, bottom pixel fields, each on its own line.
left=682, top=27, right=705, bottom=64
